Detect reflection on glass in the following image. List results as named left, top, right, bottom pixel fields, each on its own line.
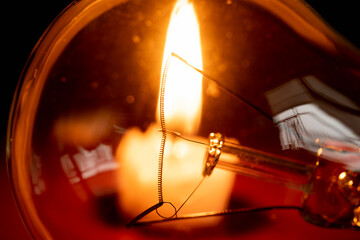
left=266, top=76, right=360, bottom=169
left=60, top=144, right=117, bottom=184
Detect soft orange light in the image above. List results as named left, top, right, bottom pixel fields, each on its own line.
left=116, top=0, right=235, bottom=228
left=157, top=0, right=203, bottom=134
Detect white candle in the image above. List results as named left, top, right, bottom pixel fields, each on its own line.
left=116, top=124, right=236, bottom=228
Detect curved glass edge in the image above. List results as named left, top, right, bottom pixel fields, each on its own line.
left=6, top=0, right=129, bottom=239
left=250, top=0, right=360, bottom=65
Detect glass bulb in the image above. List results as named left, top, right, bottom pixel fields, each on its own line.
left=7, top=0, right=360, bottom=239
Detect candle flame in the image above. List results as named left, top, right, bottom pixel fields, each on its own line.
left=158, top=0, right=203, bottom=134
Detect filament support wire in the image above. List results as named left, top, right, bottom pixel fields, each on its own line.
left=126, top=52, right=302, bottom=228
left=130, top=205, right=302, bottom=227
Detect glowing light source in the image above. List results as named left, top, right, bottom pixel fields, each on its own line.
left=116, top=0, right=235, bottom=228
left=158, top=0, right=203, bottom=134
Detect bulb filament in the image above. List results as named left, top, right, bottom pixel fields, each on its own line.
left=126, top=53, right=306, bottom=228
left=125, top=52, right=359, bottom=228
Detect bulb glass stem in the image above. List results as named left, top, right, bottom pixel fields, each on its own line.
left=217, top=140, right=315, bottom=191
left=166, top=130, right=315, bottom=191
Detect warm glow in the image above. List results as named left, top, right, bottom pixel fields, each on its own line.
left=116, top=0, right=235, bottom=228
left=158, top=0, right=203, bottom=134
left=317, top=147, right=323, bottom=157
left=339, top=171, right=347, bottom=180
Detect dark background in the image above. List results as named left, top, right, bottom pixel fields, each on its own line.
left=1, top=0, right=359, bottom=239
left=1, top=2, right=73, bottom=239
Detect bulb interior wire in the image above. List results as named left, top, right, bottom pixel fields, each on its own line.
left=126, top=53, right=303, bottom=228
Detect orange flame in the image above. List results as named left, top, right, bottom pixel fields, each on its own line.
left=158, top=0, right=203, bottom=134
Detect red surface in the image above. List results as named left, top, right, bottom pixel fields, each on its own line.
left=0, top=138, right=31, bottom=240
left=2, top=156, right=360, bottom=240
left=2, top=152, right=359, bottom=240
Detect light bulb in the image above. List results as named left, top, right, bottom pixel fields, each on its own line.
left=7, top=0, right=360, bottom=239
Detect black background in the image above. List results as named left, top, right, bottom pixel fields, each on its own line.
left=1, top=1, right=360, bottom=239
